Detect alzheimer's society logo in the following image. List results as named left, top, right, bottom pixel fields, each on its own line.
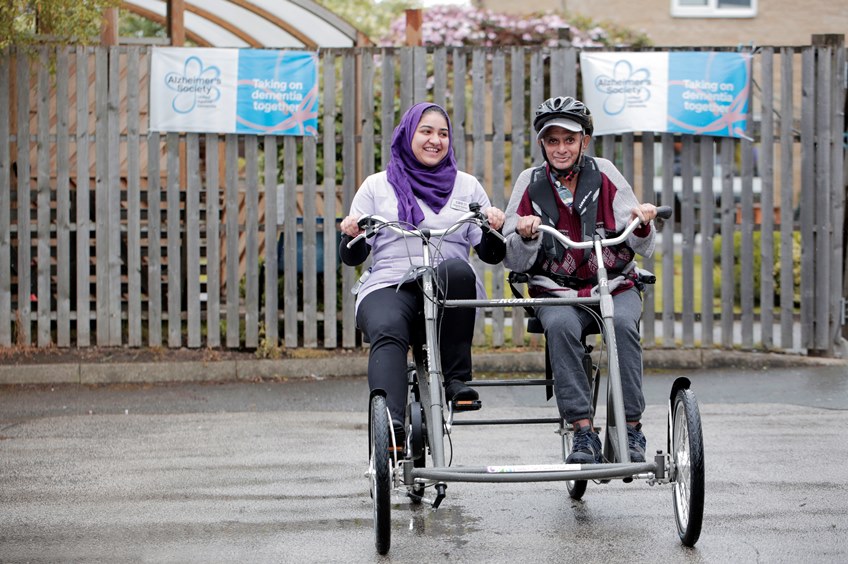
left=164, top=56, right=222, bottom=114
left=594, top=60, right=651, bottom=115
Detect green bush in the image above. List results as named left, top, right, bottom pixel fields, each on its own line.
left=713, top=230, right=801, bottom=307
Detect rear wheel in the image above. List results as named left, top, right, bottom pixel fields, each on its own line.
left=671, top=388, right=705, bottom=547
left=369, top=395, right=392, bottom=555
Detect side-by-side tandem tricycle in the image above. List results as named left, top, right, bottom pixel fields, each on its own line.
left=346, top=205, right=704, bottom=555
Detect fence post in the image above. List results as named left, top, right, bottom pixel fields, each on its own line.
left=809, top=34, right=846, bottom=356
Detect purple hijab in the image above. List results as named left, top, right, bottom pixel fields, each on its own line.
left=386, top=102, right=458, bottom=226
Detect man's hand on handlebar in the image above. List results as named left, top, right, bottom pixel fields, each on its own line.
left=630, top=203, right=658, bottom=226
left=515, top=215, right=542, bottom=240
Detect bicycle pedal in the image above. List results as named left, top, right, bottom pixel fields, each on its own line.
left=451, top=399, right=482, bottom=412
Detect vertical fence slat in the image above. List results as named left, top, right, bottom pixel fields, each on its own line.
left=302, top=136, right=318, bottom=348
left=283, top=136, right=299, bottom=348
left=107, top=46, right=121, bottom=346
left=0, top=50, right=10, bottom=346
left=720, top=137, right=736, bottom=348
left=322, top=53, right=338, bottom=348
left=509, top=46, right=526, bottom=347
left=550, top=47, right=565, bottom=95
left=641, top=134, right=656, bottom=346
left=399, top=48, right=413, bottom=113
left=205, top=133, right=221, bottom=348
left=813, top=45, right=832, bottom=352
left=451, top=49, right=467, bottom=170
left=759, top=48, right=775, bottom=349
left=244, top=135, right=259, bottom=348
left=564, top=47, right=577, bottom=96
left=55, top=47, right=71, bottom=347
left=75, top=47, right=91, bottom=347
left=602, top=136, right=615, bottom=167
left=166, top=132, right=182, bottom=347
left=490, top=49, right=506, bottom=347
left=225, top=134, right=240, bottom=348
left=36, top=48, right=51, bottom=347
left=146, top=133, right=162, bottom=346
left=740, top=84, right=755, bottom=350
left=529, top=51, right=544, bottom=165
left=799, top=48, right=815, bottom=350
left=340, top=53, right=356, bottom=348
left=379, top=50, right=394, bottom=171
left=779, top=48, right=795, bottom=350
left=433, top=48, right=447, bottom=109
left=95, top=47, right=109, bottom=346
left=680, top=135, right=695, bottom=347
left=263, top=135, right=278, bottom=347
left=360, top=53, right=375, bottom=180
left=126, top=47, right=142, bottom=347
left=413, top=46, right=427, bottom=103
left=186, top=133, right=201, bottom=347
left=16, top=50, right=32, bottom=346
left=621, top=133, right=635, bottom=190
left=660, top=133, right=675, bottom=345
left=471, top=49, right=487, bottom=346
left=830, top=39, right=846, bottom=353
left=281, top=135, right=299, bottom=347
left=699, top=137, right=715, bottom=347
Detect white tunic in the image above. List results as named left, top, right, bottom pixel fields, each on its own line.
left=348, top=170, right=493, bottom=311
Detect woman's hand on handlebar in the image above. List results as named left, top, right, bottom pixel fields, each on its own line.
left=483, top=206, right=506, bottom=232
left=515, top=215, right=541, bottom=240
left=340, top=214, right=364, bottom=237
left=630, top=203, right=658, bottom=226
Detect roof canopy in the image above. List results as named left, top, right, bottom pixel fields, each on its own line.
left=122, top=0, right=361, bottom=48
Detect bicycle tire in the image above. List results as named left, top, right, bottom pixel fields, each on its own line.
left=369, top=395, right=392, bottom=554
left=671, top=388, right=705, bottom=547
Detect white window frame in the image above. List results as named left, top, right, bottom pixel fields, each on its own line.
left=671, top=0, right=757, bottom=18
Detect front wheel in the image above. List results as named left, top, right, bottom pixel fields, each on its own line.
left=369, top=395, right=392, bottom=555
left=671, top=388, right=705, bottom=547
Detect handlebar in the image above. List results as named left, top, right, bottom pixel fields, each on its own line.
left=532, top=205, right=672, bottom=250
left=346, top=209, right=506, bottom=249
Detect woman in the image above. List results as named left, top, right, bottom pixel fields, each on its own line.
left=503, top=96, right=658, bottom=465
left=339, top=102, right=505, bottom=440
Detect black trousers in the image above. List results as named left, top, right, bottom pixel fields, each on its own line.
left=356, top=258, right=477, bottom=422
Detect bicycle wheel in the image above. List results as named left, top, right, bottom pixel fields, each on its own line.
left=671, top=388, right=705, bottom=547
left=369, top=395, right=392, bottom=555
left=564, top=428, right=588, bottom=500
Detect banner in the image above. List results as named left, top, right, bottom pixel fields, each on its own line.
left=580, top=51, right=751, bottom=138
left=150, top=48, right=318, bottom=135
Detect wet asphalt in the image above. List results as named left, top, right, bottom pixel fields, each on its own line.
left=1, top=364, right=846, bottom=562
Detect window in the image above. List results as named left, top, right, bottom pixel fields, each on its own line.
left=671, top=0, right=757, bottom=18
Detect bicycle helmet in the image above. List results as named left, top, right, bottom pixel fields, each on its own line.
left=533, top=96, right=593, bottom=138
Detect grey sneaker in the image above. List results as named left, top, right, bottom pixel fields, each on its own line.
left=566, top=424, right=603, bottom=464
left=627, top=423, right=647, bottom=463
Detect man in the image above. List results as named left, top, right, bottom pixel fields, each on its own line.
left=503, top=96, right=658, bottom=464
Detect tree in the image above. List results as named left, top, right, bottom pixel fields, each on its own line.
left=1, top=0, right=122, bottom=49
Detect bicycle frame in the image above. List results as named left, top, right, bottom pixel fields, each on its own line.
left=351, top=212, right=668, bottom=495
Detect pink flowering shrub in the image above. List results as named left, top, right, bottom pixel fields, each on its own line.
left=380, top=6, right=647, bottom=48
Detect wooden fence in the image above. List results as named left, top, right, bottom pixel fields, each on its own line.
left=0, top=39, right=845, bottom=356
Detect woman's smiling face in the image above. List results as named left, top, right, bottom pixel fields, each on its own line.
left=411, top=110, right=450, bottom=167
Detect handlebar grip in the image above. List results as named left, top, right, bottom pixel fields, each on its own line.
left=656, top=205, right=673, bottom=220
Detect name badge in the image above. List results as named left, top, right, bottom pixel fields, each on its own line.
left=450, top=199, right=471, bottom=212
